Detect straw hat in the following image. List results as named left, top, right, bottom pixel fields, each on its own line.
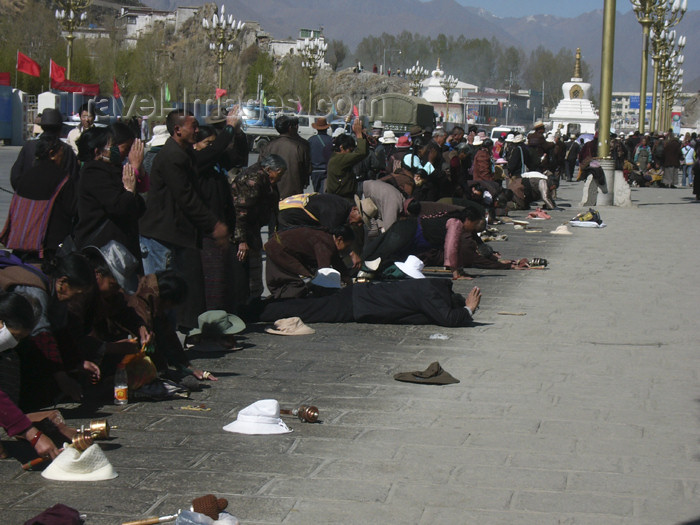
left=505, top=133, right=515, bottom=143
left=472, top=135, right=483, bottom=146
left=512, top=134, right=525, bottom=144
left=551, top=224, right=573, bottom=235
left=223, top=399, right=292, bottom=435
left=354, top=195, right=378, bottom=229
left=394, top=255, right=425, bottom=279
left=265, top=317, right=315, bottom=336
left=42, top=444, right=118, bottom=481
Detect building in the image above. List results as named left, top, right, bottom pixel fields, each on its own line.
left=549, top=48, right=599, bottom=135
left=116, top=6, right=198, bottom=46
left=262, top=28, right=327, bottom=66
left=417, top=59, right=476, bottom=124
left=611, top=91, right=695, bottom=132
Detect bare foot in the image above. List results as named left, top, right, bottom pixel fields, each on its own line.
left=465, top=286, right=481, bottom=312
left=193, top=369, right=218, bottom=381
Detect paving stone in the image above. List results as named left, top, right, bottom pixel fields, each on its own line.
left=0, top=151, right=698, bottom=524
left=264, top=477, right=391, bottom=502
left=513, top=490, right=635, bottom=516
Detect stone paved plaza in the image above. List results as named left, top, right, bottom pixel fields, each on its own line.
left=1, top=145, right=699, bottom=524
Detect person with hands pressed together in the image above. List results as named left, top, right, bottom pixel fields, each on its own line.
left=74, top=126, right=146, bottom=265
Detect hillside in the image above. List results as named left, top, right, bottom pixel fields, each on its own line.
left=139, top=0, right=699, bottom=93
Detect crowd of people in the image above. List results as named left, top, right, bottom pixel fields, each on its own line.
left=1, top=99, right=697, bottom=463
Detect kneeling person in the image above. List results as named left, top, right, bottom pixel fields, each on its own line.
left=264, top=225, right=354, bottom=299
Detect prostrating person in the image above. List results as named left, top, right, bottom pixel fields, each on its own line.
left=264, top=225, right=354, bottom=299
left=257, top=279, right=481, bottom=328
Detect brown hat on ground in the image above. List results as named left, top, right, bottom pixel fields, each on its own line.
left=312, top=117, right=330, bottom=130
left=192, top=494, right=228, bottom=520
left=394, top=361, right=459, bottom=385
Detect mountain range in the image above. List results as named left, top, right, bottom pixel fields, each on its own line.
left=142, top=0, right=700, bottom=93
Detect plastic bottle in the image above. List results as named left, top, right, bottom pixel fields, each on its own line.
left=114, top=364, right=128, bottom=405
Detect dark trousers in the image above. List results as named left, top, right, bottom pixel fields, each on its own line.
left=362, top=218, right=418, bottom=269
left=260, top=287, right=354, bottom=323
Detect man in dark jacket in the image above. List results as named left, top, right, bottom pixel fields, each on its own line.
left=138, top=110, right=230, bottom=327
left=258, top=279, right=481, bottom=327
left=261, top=116, right=311, bottom=199
left=662, top=131, right=682, bottom=188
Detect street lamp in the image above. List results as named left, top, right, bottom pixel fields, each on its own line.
left=647, top=0, right=686, bottom=131
left=406, top=61, right=428, bottom=97
left=202, top=4, right=245, bottom=91
left=382, top=48, right=401, bottom=76
left=440, top=74, right=457, bottom=124
left=655, top=30, right=684, bottom=131
left=54, top=0, right=90, bottom=80
left=630, top=0, right=660, bottom=133
left=297, top=37, right=327, bottom=114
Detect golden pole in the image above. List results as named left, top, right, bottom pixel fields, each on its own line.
left=638, top=16, right=652, bottom=133
left=598, top=0, right=616, bottom=158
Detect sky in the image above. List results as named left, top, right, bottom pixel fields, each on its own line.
left=450, top=0, right=699, bottom=18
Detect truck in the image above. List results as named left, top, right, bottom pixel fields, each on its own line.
left=369, top=93, right=436, bottom=134
left=240, top=102, right=315, bottom=152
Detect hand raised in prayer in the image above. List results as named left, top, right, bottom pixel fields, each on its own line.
left=122, top=163, right=136, bottom=193
left=128, top=138, right=144, bottom=170
left=465, top=286, right=481, bottom=312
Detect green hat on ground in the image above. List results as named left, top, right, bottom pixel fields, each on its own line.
left=188, top=310, right=246, bottom=338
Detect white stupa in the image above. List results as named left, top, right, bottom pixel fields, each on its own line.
left=419, top=59, right=476, bottom=124
left=549, top=48, right=598, bottom=135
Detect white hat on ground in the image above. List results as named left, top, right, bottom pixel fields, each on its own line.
left=395, top=255, right=426, bottom=279
left=42, top=444, right=118, bottom=481
left=310, top=268, right=341, bottom=289
left=223, top=399, right=292, bottom=435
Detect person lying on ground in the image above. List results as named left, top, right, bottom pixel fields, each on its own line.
left=254, top=279, right=481, bottom=328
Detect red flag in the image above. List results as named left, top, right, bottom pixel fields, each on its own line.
left=113, top=77, right=122, bottom=99
left=16, top=52, right=41, bottom=77
left=50, top=59, right=66, bottom=83
left=49, top=59, right=99, bottom=95
left=215, top=88, right=227, bottom=100
left=0, top=73, right=10, bottom=86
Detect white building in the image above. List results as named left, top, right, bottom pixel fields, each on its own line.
left=418, top=59, right=477, bottom=124
left=549, top=48, right=599, bottom=135
left=116, top=6, right=198, bottom=46
left=263, top=28, right=328, bottom=67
